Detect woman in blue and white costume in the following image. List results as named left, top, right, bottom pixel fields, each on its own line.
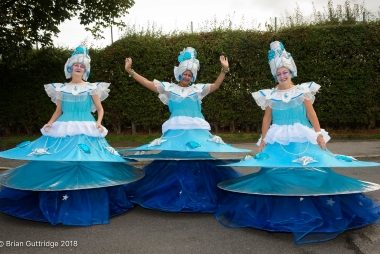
left=215, top=41, right=380, bottom=244
left=123, top=47, right=249, bottom=213
left=0, top=46, right=143, bottom=225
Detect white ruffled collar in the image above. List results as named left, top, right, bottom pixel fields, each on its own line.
left=53, top=82, right=98, bottom=95
left=161, top=82, right=204, bottom=97
left=261, top=82, right=318, bottom=103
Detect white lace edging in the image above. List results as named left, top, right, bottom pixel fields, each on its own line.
left=44, top=83, right=64, bottom=104
left=252, top=90, right=271, bottom=110
left=162, top=116, right=211, bottom=133
left=257, top=123, right=330, bottom=145
left=44, top=82, right=110, bottom=104
left=40, top=121, right=108, bottom=137
left=154, top=79, right=211, bottom=105
left=89, top=82, right=110, bottom=102
left=252, top=82, right=321, bottom=110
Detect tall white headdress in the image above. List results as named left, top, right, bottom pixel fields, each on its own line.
left=268, top=41, right=297, bottom=81
left=64, top=45, right=91, bottom=81
left=174, top=47, right=200, bottom=82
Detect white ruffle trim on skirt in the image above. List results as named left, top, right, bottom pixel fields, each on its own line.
left=258, top=123, right=330, bottom=145
left=162, top=116, right=211, bottom=133
left=40, top=121, right=108, bottom=137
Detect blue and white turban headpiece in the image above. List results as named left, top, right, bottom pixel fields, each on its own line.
left=268, top=41, right=297, bottom=81
left=64, top=45, right=91, bottom=81
left=174, top=47, right=200, bottom=82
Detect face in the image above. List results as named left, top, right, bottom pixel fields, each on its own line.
left=276, top=67, right=291, bottom=84
left=180, top=70, right=193, bottom=86
left=72, top=63, right=86, bottom=77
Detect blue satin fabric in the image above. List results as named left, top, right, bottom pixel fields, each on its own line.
left=272, top=103, right=312, bottom=126
left=0, top=186, right=132, bottom=226
left=0, top=135, right=125, bottom=162
left=125, top=160, right=240, bottom=213
left=218, top=167, right=380, bottom=195
left=128, top=129, right=249, bottom=153
left=1, top=161, right=144, bottom=191
left=169, top=95, right=204, bottom=118
left=215, top=191, right=380, bottom=244
left=58, top=95, right=96, bottom=121
left=229, top=142, right=380, bottom=168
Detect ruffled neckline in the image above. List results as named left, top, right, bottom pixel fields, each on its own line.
left=160, top=81, right=205, bottom=97
left=53, top=82, right=98, bottom=95
left=261, top=82, right=319, bottom=102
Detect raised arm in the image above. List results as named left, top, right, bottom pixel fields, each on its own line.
left=209, top=55, right=230, bottom=94
left=304, top=99, right=326, bottom=149
left=124, top=57, right=158, bottom=93
left=43, top=100, right=62, bottom=131
left=258, top=106, right=272, bottom=152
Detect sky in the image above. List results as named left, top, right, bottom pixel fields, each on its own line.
left=52, top=0, right=379, bottom=49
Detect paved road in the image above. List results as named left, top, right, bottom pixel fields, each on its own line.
left=0, top=141, right=379, bottom=254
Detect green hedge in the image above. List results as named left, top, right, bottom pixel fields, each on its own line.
left=0, top=23, right=379, bottom=135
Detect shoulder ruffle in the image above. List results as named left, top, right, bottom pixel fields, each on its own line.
left=153, top=79, right=211, bottom=105
left=251, top=82, right=321, bottom=110
left=44, top=82, right=110, bottom=104
left=88, top=82, right=110, bottom=102
left=252, top=89, right=273, bottom=110
left=297, top=82, right=320, bottom=103
left=44, top=83, right=64, bottom=104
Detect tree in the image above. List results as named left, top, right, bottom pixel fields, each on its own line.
left=0, top=0, right=135, bottom=62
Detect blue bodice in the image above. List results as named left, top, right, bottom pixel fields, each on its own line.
left=272, top=103, right=312, bottom=127
left=58, top=93, right=95, bottom=122
left=168, top=94, right=204, bottom=119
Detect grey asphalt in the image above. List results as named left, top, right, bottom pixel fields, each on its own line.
left=0, top=140, right=379, bottom=254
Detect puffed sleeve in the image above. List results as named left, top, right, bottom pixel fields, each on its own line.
left=44, top=83, right=64, bottom=104
left=192, top=83, right=211, bottom=101
left=153, top=80, right=171, bottom=105
left=251, top=89, right=273, bottom=110
left=298, top=82, right=321, bottom=104
left=89, top=82, right=110, bottom=102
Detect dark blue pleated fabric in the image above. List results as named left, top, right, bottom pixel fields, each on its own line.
left=215, top=191, right=380, bottom=244
left=125, top=160, right=240, bottom=213
left=0, top=186, right=132, bottom=226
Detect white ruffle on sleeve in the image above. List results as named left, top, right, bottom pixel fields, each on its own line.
left=251, top=82, right=321, bottom=110
left=154, top=79, right=170, bottom=105
left=298, top=82, right=320, bottom=103
left=193, top=83, right=211, bottom=101
left=89, top=82, right=110, bottom=102
left=252, top=89, right=272, bottom=110
left=44, top=83, right=64, bottom=104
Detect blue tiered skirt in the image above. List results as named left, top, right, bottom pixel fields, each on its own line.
left=216, top=192, right=380, bottom=244
left=125, top=159, right=240, bottom=213
left=123, top=129, right=249, bottom=213
left=0, top=161, right=144, bottom=226
left=215, top=141, right=380, bottom=244
left=0, top=185, right=132, bottom=225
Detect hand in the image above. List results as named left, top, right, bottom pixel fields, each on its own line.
left=257, top=139, right=266, bottom=152
left=220, top=55, right=229, bottom=71
left=317, top=135, right=326, bottom=150
left=96, top=122, right=104, bottom=132
left=43, top=123, right=52, bottom=131
left=124, top=57, right=133, bottom=73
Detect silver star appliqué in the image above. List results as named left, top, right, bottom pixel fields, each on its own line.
left=148, top=137, right=167, bottom=147
left=326, top=198, right=335, bottom=206
left=62, top=194, right=69, bottom=201
left=292, top=156, right=318, bottom=166
left=28, top=148, right=50, bottom=156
